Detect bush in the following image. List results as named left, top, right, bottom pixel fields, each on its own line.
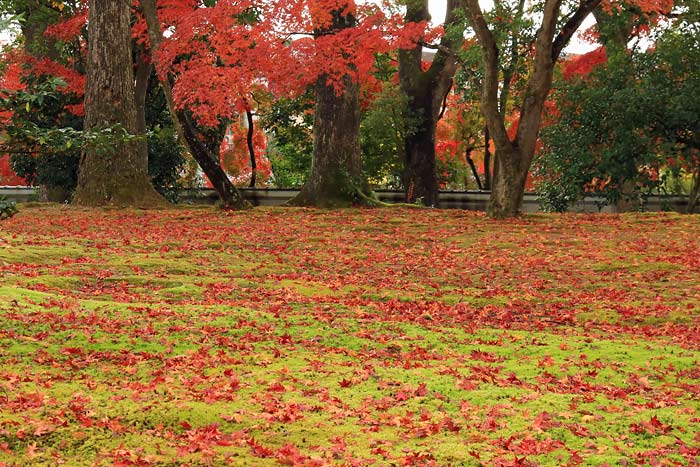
left=148, top=127, right=186, bottom=202
left=0, top=195, right=18, bottom=220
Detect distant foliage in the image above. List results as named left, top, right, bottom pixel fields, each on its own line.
left=536, top=21, right=700, bottom=212
left=261, top=94, right=314, bottom=188
left=148, top=127, right=187, bottom=202
left=360, top=82, right=418, bottom=189
left=0, top=75, right=83, bottom=197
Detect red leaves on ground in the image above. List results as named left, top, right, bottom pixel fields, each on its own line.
left=1, top=208, right=699, bottom=465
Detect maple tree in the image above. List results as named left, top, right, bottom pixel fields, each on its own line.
left=287, top=5, right=370, bottom=207
left=219, top=112, right=272, bottom=187
left=139, top=0, right=251, bottom=209
left=146, top=0, right=431, bottom=206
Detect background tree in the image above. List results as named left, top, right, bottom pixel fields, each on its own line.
left=464, top=0, right=602, bottom=217
left=361, top=79, right=419, bottom=189
left=72, top=0, right=164, bottom=206
left=398, top=0, right=465, bottom=206
left=260, top=93, right=314, bottom=188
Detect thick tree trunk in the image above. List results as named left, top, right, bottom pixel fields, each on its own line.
left=72, top=0, right=165, bottom=207
left=487, top=147, right=529, bottom=217
left=399, top=0, right=463, bottom=206
left=401, top=90, right=440, bottom=205
left=288, top=73, right=368, bottom=207
left=288, top=9, right=370, bottom=208
left=140, top=0, right=249, bottom=209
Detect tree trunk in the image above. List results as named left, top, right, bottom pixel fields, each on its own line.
left=687, top=168, right=699, bottom=214
left=399, top=0, right=463, bottom=206
left=487, top=147, right=529, bottom=217
left=288, top=9, right=370, bottom=208
left=246, top=108, right=257, bottom=188
left=401, top=89, right=440, bottom=205
left=140, top=0, right=249, bottom=209
left=288, top=72, right=368, bottom=207
left=72, top=0, right=165, bottom=207
left=483, top=125, right=492, bottom=190
left=465, top=147, right=484, bottom=190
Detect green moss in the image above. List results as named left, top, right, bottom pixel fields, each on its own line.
left=1, top=207, right=699, bottom=466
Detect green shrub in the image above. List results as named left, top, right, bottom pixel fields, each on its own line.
left=0, top=195, right=18, bottom=220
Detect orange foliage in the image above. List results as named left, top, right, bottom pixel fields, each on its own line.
left=218, top=120, right=271, bottom=187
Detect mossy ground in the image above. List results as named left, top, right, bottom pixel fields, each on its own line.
left=0, top=206, right=699, bottom=466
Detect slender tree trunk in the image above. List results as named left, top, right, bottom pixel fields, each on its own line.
left=246, top=109, right=257, bottom=188
left=140, top=0, right=249, bottom=209
left=688, top=168, right=700, bottom=214
left=288, top=9, right=371, bottom=207
left=72, top=0, right=165, bottom=207
left=465, top=147, right=484, bottom=190
left=483, top=125, right=492, bottom=190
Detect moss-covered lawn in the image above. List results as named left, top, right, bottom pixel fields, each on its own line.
left=1, top=205, right=699, bottom=466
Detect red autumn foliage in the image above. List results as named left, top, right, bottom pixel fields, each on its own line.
left=219, top=119, right=271, bottom=187
left=562, top=47, right=608, bottom=81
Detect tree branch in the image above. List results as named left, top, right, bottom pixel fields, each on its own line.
left=552, top=0, right=602, bottom=61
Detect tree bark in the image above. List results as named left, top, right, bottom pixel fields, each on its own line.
left=399, top=0, right=464, bottom=206
left=72, top=0, right=165, bottom=207
left=489, top=147, right=529, bottom=217
left=140, top=0, right=249, bottom=209
left=288, top=72, right=368, bottom=207
left=288, top=9, right=370, bottom=207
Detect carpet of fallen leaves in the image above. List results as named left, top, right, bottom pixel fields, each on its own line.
left=0, top=205, right=699, bottom=467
